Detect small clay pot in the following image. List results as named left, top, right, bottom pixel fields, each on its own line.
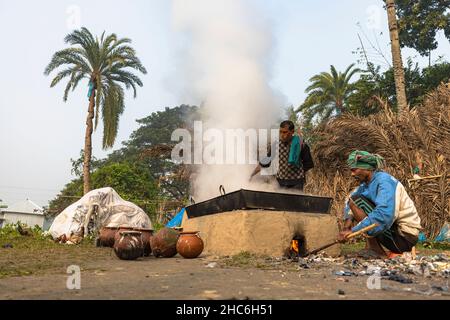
left=176, top=231, right=204, bottom=259
left=133, top=228, right=154, bottom=257
left=113, top=226, right=135, bottom=244
left=150, top=227, right=180, bottom=258
left=98, top=227, right=119, bottom=247
left=113, top=231, right=144, bottom=261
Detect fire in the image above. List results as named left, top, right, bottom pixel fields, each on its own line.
left=290, top=240, right=299, bottom=254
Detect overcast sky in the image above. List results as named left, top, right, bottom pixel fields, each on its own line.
left=0, top=0, right=449, bottom=207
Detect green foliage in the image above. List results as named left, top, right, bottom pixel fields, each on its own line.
left=0, top=226, right=106, bottom=279
left=0, top=222, right=52, bottom=241
left=297, top=64, right=360, bottom=126
left=49, top=105, right=199, bottom=219
left=70, top=150, right=102, bottom=177
left=127, top=105, right=200, bottom=147
left=396, top=0, right=450, bottom=56
left=151, top=221, right=166, bottom=233
left=49, top=162, right=159, bottom=217
left=44, top=27, right=147, bottom=149
left=119, top=104, right=200, bottom=200
left=48, top=178, right=84, bottom=215
left=0, top=223, right=21, bottom=238
left=419, top=241, right=450, bottom=251
left=284, top=105, right=299, bottom=124
left=348, top=60, right=450, bottom=115
left=421, top=61, right=450, bottom=91
left=91, top=162, right=159, bottom=214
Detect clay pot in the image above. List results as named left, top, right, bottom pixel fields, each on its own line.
left=98, top=227, right=119, bottom=247
left=133, top=228, right=154, bottom=257
left=176, top=231, right=204, bottom=259
left=113, top=231, right=144, bottom=260
left=150, top=227, right=180, bottom=258
left=113, top=226, right=135, bottom=244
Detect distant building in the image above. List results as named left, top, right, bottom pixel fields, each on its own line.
left=0, top=199, right=45, bottom=229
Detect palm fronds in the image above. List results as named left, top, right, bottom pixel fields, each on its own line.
left=297, top=64, right=360, bottom=125
left=305, top=84, right=450, bottom=239
left=45, top=27, right=147, bottom=150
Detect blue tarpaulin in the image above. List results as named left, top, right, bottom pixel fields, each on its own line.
left=418, top=223, right=450, bottom=243
left=166, top=208, right=185, bottom=228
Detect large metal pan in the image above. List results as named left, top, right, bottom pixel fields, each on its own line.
left=185, top=189, right=333, bottom=218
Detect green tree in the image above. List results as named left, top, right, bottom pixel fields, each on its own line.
left=348, top=60, right=450, bottom=115
left=49, top=105, right=200, bottom=216
left=70, top=150, right=102, bottom=177
left=95, top=104, right=199, bottom=200
left=396, top=0, right=450, bottom=59
left=296, top=64, right=360, bottom=125
left=122, top=105, right=200, bottom=200
left=421, top=61, right=450, bottom=91
left=48, top=162, right=159, bottom=217
left=44, top=27, right=147, bottom=194
left=47, top=178, right=83, bottom=216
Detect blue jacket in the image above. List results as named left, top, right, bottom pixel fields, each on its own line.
left=344, top=171, right=398, bottom=237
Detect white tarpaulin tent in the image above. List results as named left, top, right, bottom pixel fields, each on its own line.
left=49, top=187, right=152, bottom=239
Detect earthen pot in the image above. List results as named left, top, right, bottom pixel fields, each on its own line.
left=150, top=227, right=180, bottom=258
left=133, top=228, right=154, bottom=257
left=98, top=227, right=119, bottom=247
left=113, top=226, right=135, bottom=244
left=113, top=231, right=144, bottom=260
left=176, top=231, right=204, bottom=259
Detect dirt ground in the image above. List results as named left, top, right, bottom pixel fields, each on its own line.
left=1, top=243, right=449, bottom=300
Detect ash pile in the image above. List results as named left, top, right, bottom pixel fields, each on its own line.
left=291, top=252, right=450, bottom=296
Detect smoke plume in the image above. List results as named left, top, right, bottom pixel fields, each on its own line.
left=172, top=0, right=284, bottom=201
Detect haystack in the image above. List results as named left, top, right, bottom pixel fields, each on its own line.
left=305, top=84, right=450, bottom=239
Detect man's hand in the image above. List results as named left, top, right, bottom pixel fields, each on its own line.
left=343, top=218, right=353, bottom=230
left=337, top=230, right=352, bottom=243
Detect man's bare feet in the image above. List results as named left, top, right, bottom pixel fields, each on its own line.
left=356, top=248, right=387, bottom=259
left=366, top=238, right=387, bottom=257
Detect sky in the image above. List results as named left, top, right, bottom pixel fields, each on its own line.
left=0, top=0, right=449, bottom=207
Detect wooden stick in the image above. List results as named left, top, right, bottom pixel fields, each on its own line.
left=345, top=223, right=379, bottom=240
left=303, top=223, right=378, bottom=257
left=407, top=174, right=444, bottom=183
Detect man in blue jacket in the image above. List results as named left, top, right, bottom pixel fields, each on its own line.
left=338, top=151, right=422, bottom=258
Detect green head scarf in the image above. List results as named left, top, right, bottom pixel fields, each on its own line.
left=347, top=150, right=385, bottom=170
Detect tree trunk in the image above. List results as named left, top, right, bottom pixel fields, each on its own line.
left=83, top=91, right=95, bottom=194
left=336, top=100, right=345, bottom=114
left=386, top=0, right=408, bottom=113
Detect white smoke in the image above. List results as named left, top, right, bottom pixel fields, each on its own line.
left=171, top=0, right=284, bottom=201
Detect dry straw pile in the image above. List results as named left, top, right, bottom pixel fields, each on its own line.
left=305, top=84, right=450, bottom=239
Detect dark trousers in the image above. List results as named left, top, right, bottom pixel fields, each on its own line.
left=376, top=227, right=418, bottom=254
left=277, top=178, right=305, bottom=192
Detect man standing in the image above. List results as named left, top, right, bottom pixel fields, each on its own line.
left=251, top=120, right=314, bottom=191
left=338, top=150, right=422, bottom=258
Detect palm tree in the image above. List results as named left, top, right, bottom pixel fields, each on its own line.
left=296, top=64, right=360, bottom=125
left=385, top=0, right=408, bottom=113
left=45, top=28, right=147, bottom=194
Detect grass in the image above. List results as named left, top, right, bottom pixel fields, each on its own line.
left=221, top=251, right=269, bottom=269
left=341, top=241, right=450, bottom=256
left=0, top=224, right=112, bottom=279
left=220, top=251, right=295, bottom=270
left=1, top=223, right=448, bottom=279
